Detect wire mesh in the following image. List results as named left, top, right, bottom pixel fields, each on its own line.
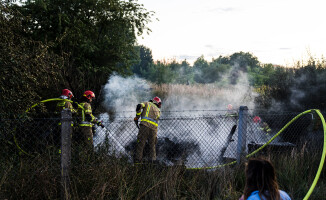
left=0, top=109, right=324, bottom=199
left=2, top=110, right=323, bottom=165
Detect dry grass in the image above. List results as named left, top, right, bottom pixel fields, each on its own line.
left=151, top=83, right=237, bottom=98
left=1, top=145, right=325, bottom=200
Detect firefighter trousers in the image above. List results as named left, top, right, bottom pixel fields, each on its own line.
left=75, top=126, right=94, bottom=151
left=135, top=125, right=157, bottom=162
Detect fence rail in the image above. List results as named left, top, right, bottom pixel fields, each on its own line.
left=1, top=108, right=324, bottom=198
left=2, top=109, right=323, bottom=163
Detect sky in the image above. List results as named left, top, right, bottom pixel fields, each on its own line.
left=136, top=0, right=326, bottom=66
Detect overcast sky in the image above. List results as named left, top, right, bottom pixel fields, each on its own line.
left=136, top=0, right=326, bottom=66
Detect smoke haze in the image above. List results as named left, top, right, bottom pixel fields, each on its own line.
left=94, top=72, right=275, bottom=167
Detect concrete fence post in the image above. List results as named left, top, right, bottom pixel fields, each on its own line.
left=237, top=106, right=248, bottom=164
left=61, top=109, right=72, bottom=200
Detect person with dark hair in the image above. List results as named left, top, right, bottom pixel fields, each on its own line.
left=239, top=158, right=291, bottom=200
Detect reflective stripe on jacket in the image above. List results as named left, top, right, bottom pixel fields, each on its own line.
left=78, top=102, right=96, bottom=127
left=136, top=102, right=161, bottom=130
left=56, top=100, right=76, bottom=114
left=55, top=100, right=76, bottom=126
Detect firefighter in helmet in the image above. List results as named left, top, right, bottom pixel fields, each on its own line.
left=225, top=104, right=238, bottom=126
left=134, top=96, right=162, bottom=163
left=260, top=122, right=271, bottom=135
left=253, top=116, right=271, bottom=135
left=56, top=89, right=77, bottom=114
left=77, top=90, right=104, bottom=149
left=53, top=89, right=77, bottom=147
left=225, top=104, right=238, bottom=117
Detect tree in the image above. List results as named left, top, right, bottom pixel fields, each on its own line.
left=142, top=61, right=174, bottom=84
left=193, top=55, right=209, bottom=70
left=15, top=0, right=154, bottom=106
left=174, top=60, right=193, bottom=84
left=192, top=56, right=231, bottom=84
left=193, top=56, right=209, bottom=83
left=229, top=51, right=260, bottom=71
left=0, top=5, right=64, bottom=115
left=132, top=45, right=154, bottom=77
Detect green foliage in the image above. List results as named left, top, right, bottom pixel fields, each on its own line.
left=135, top=52, right=261, bottom=85
left=2, top=142, right=325, bottom=199
left=134, top=50, right=326, bottom=112
left=193, top=55, right=209, bottom=70
left=253, top=57, right=326, bottom=111
left=13, top=0, right=154, bottom=103
left=194, top=56, right=232, bottom=84
left=132, top=45, right=154, bottom=77
left=0, top=5, right=64, bottom=115
left=229, top=51, right=260, bottom=71
left=174, top=60, right=194, bottom=84
left=143, top=61, right=175, bottom=84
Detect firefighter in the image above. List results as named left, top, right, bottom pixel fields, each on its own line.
left=260, top=122, right=271, bottom=135
left=253, top=116, right=271, bottom=135
left=53, top=89, right=77, bottom=147
left=225, top=104, right=238, bottom=117
left=225, top=104, right=238, bottom=126
left=77, top=90, right=104, bottom=149
left=55, top=89, right=77, bottom=114
left=134, top=96, right=162, bottom=163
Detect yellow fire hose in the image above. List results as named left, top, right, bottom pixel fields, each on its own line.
left=10, top=98, right=84, bottom=156
left=188, top=109, right=326, bottom=200
left=25, top=98, right=84, bottom=112
left=10, top=106, right=326, bottom=199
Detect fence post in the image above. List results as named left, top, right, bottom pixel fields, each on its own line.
left=237, top=106, right=248, bottom=164
left=61, top=109, right=72, bottom=200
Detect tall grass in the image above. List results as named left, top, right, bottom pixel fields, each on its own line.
left=1, top=144, right=325, bottom=199
left=151, top=84, right=236, bottom=98
left=1, top=84, right=324, bottom=199
left=150, top=82, right=257, bottom=111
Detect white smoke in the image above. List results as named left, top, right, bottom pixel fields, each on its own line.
left=162, top=71, right=257, bottom=113
left=102, top=74, right=152, bottom=113
left=94, top=73, right=272, bottom=167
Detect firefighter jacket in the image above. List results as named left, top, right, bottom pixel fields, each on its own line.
left=225, top=110, right=238, bottom=118
left=78, top=101, right=97, bottom=128
left=55, top=97, right=76, bottom=126
left=136, top=101, right=161, bottom=131
left=260, top=122, right=271, bottom=135
left=56, top=100, right=76, bottom=114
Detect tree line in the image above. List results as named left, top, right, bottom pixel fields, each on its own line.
left=2, top=1, right=326, bottom=116
left=1, top=0, right=154, bottom=115
left=132, top=46, right=326, bottom=112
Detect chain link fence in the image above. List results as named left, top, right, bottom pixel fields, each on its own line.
left=0, top=107, right=324, bottom=198
left=2, top=108, right=323, bottom=164
left=92, top=108, right=323, bottom=168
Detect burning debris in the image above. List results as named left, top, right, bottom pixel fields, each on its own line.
left=92, top=74, right=321, bottom=168
left=125, top=137, right=200, bottom=165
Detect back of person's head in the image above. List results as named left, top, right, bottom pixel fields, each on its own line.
left=244, top=158, right=280, bottom=200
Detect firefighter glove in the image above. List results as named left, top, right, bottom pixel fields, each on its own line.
left=134, top=117, right=139, bottom=121
left=97, top=120, right=104, bottom=128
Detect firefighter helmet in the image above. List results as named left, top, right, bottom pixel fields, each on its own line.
left=253, top=116, right=261, bottom=123
left=62, top=89, right=74, bottom=99
left=83, top=90, right=95, bottom=100
left=153, top=96, right=162, bottom=108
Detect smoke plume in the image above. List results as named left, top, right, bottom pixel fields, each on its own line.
left=94, top=72, right=272, bottom=167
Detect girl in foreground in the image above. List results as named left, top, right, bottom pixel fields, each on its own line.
left=239, top=158, right=291, bottom=200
